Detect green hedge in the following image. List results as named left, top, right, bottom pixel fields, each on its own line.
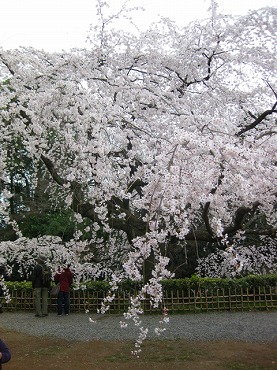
left=161, top=274, right=277, bottom=292
left=5, top=274, right=277, bottom=293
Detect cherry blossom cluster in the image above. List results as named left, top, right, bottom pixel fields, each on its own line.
left=196, top=237, right=277, bottom=278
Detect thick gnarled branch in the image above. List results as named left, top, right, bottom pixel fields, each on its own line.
left=237, top=103, right=277, bottom=136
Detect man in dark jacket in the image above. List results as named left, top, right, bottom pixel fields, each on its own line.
left=32, top=255, right=51, bottom=317
left=0, top=339, right=11, bottom=369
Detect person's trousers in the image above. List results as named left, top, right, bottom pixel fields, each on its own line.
left=34, top=287, right=48, bottom=316
left=57, top=291, right=70, bottom=315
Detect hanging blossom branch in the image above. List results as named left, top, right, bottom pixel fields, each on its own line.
left=0, top=276, right=11, bottom=304
left=118, top=254, right=171, bottom=356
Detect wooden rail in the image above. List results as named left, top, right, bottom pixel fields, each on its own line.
left=2, top=286, right=277, bottom=314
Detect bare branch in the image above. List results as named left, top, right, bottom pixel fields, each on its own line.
left=237, top=104, right=277, bottom=136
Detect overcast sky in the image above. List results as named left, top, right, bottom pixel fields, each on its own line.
left=0, top=0, right=276, bottom=51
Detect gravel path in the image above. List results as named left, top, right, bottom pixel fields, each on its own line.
left=0, top=311, right=276, bottom=342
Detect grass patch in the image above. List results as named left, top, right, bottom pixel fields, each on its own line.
left=227, top=363, right=269, bottom=370
left=104, top=354, right=130, bottom=363
left=33, top=345, right=64, bottom=356
left=102, top=339, right=203, bottom=363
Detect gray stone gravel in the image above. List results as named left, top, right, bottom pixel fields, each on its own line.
left=0, top=311, right=276, bottom=342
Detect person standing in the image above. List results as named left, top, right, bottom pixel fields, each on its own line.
left=0, top=260, right=9, bottom=314
left=32, top=255, right=51, bottom=317
left=54, top=264, right=73, bottom=316
left=0, top=339, right=11, bottom=369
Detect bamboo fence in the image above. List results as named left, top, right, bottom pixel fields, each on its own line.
left=2, top=285, right=277, bottom=314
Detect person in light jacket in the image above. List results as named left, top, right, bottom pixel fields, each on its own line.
left=54, top=264, right=73, bottom=316
left=0, top=339, right=11, bottom=369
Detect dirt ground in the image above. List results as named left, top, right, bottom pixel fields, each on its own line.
left=1, top=327, right=276, bottom=370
